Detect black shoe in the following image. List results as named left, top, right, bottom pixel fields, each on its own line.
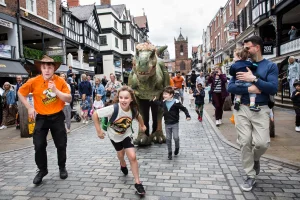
left=168, top=152, right=172, bottom=160
left=120, top=165, right=128, bottom=175
left=174, top=148, right=179, bottom=156
left=16, top=125, right=20, bottom=129
left=249, top=105, right=261, bottom=112
left=234, top=102, right=240, bottom=111
left=254, top=160, right=260, bottom=175
left=135, top=183, right=146, bottom=195
left=33, top=169, right=48, bottom=185
left=59, top=168, right=68, bottom=179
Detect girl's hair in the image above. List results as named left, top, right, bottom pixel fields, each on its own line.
left=113, top=86, right=139, bottom=115
left=234, top=47, right=249, bottom=60
left=214, top=66, right=223, bottom=73
left=3, top=82, right=11, bottom=90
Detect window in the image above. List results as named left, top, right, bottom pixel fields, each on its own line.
left=130, top=26, right=134, bottom=36
left=123, top=39, right=127, bottom=51
left=131, top=39, right=135, bottom=50
left=180, top=61, right=185, bottom=70
left=100, top=36, right=107, bottom=45
left=48, top=0, right=56, bottom=23
left=86, top=26, right=91, bottom=38
left=115, top=37, right=119, bottom=48
left=135, top=30, right=138, bottom=39
left=114, top=20, right=118, bottom=29
left=229, top=1, right=232, bottom=16
left=180, top=45, right=183, bottom=53
left=223, top=10, right=226, bottom=24
left=122, top=23, right=126, bottom=34
left=26, top=0, right=36, bottom=13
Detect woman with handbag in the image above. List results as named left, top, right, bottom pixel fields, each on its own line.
left=287, top=56, right=300, bottom=97
left=0, top=82, right=17, bottom=129
left=208, top=67, right=229, bottom=126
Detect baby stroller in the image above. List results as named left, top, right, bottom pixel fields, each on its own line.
left=71, top=109, right=81, bottom=122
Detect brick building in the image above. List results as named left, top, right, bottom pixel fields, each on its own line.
left=174, top=30, right=191, bottom=75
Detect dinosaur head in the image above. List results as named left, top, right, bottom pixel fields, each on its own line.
left=132, top=42, right=158, bottom=81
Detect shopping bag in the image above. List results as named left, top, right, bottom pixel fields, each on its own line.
left=223, top=95, right=232, bottom=111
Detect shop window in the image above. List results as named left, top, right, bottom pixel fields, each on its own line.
left=48, top=0, right=56, bottom=23
left=26, top=0, right=36, bottom=13
left=123, top=39, right=127, bottom=51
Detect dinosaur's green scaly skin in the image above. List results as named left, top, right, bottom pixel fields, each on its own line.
left=129, top=43, right=169, bottom=146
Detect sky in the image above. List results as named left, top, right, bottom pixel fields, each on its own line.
left=80, top=0, right=228, bottom=59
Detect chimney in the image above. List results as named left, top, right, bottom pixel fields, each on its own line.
left=101, top=0, right=111, bottom=5
left=68, top=0, right=79, bottom=7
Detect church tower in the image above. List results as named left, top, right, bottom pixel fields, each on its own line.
left=174, top=28, right=191, bottom=75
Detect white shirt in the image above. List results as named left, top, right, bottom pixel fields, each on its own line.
left=196, top=76, right=206, bottom=86
left=96, top=103, right=133, bottom=142
left=93, top=100, right=104, bottom=109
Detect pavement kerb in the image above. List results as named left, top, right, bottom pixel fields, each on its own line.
left=203, top=109, right=300, bottom=168
left=0, top=123, right=90, bottom=155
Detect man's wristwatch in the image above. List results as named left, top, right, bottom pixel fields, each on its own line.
left=252, top=76, right=258, bottom=84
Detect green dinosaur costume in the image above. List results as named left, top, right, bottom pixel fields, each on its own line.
left=128, top=42, right=169, bottom=146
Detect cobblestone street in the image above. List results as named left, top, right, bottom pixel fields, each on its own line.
left=1, top=105, right=300, bottom=200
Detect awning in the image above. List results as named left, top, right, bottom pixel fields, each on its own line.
left=56, top=64, right=79, bottom=74
left=0, top=59, right=29, bottom=77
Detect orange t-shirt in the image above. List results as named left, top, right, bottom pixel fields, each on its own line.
left=170, top=78, right=174, bottom=87
left=173, top=76, right=184, bottom=89
left=18, top=75, right=70, bottom=115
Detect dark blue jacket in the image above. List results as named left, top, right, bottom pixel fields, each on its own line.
left=193, top=89, right=205, bottom=105
left=79, top=81, right=92, bottom=96
left=229, top=60, right=257, bottom=76
left=228, top=59, right=278, bottom=105
left=291, top=90, right=300, bottom=108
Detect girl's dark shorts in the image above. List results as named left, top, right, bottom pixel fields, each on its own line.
left=110, top=136, right=134, bottom=151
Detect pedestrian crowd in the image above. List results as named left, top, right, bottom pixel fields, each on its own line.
left=1, top=35, right=300, bottom=196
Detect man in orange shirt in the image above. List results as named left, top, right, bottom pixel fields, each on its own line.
left=18, top=55, right=71, bottom=185
left=173, top=71, right=186, bottom=103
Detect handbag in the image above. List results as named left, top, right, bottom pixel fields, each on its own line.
left=223, top=95, right=232, bottom=111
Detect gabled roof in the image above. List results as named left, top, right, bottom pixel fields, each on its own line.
left=69, top=4, right=94, bottom=21
left=134, top=16, right=147, bottom=29
left=111, top=4, right=126, bottom=17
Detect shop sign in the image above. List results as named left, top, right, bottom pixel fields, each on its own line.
left=0, top=19, right=13, bottom=29
left=46, top=49, right=64, bottom=56
left=263, top=43, right=273, bottom=55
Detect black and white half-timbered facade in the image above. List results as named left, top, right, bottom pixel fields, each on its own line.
left=62, top=4, right=101, bottom=75
left=96, top=0, right=149, bottom=82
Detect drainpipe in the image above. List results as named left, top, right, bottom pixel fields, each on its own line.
left=16, top=0, right=22, bottom=59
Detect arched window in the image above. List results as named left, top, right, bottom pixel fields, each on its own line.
left=180, top=45, right=183, bottom=53
left=180, top=61, right=185, bottom=70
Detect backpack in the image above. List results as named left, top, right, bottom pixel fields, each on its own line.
left=101, top=103, right=137, bottom=133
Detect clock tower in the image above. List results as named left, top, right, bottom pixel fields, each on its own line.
left=174, top=28, right=191, bottom=75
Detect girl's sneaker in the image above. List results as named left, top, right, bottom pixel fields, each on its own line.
left=135, top=183, right=146, bottom=195
left=120, top=164, right=128, bottom=175
left=82, top=120, right=86, bottom=124
left=295, top=126, right=300, bottom=132
left=249, top=105, right=261, bottom=112
left=0, top=125, right=7, bottom=130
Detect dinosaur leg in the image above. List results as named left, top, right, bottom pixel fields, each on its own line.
left=134, top=98, right=152, bottom=146
left=150, top=104, right=166, bottom=144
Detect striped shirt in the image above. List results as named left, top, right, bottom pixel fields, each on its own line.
left=213, top=78, right=222, bottom=93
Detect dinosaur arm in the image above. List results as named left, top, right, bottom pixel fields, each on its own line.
left=158, top=60, right=170, bottom=87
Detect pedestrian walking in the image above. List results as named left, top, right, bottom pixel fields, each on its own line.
left=194, top=83, right=205, bottom=122
left=152, top=86, right=191, bottom=160
left=173, top=71, right=186, bottom=104
left=196, top=71, right=206, bottom=87
left=18, top=55, right=71, bottom=185
left=60, top=73, right=72, bottom=133
left=105, top=73, right=122, bottom=102
left=0, top=82, right=17, bottom=129
left=78, top=74, right=92, bottom=101
left=208, top=66, right=229, bottom=126
left=291, top=80, right=300, bottom=132
left=15, top=75, right=23, bottom=129
left=80, top=94, right=90, bottom=124
left=230, top=47, right=260, bottom=112
left=92, top=86, right=147, bottom=195
left=228, top=36, right=278, bottom=192
left=190, top=70, right=197, bottom=90
left=287, top=56, right=300, bottom=97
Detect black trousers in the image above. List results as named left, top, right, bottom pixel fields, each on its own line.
left=295, top=108, right=300, bottom=126
left=33, top=111, right=67, bottom=171
left=138, top=99, right=158, bottom=136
